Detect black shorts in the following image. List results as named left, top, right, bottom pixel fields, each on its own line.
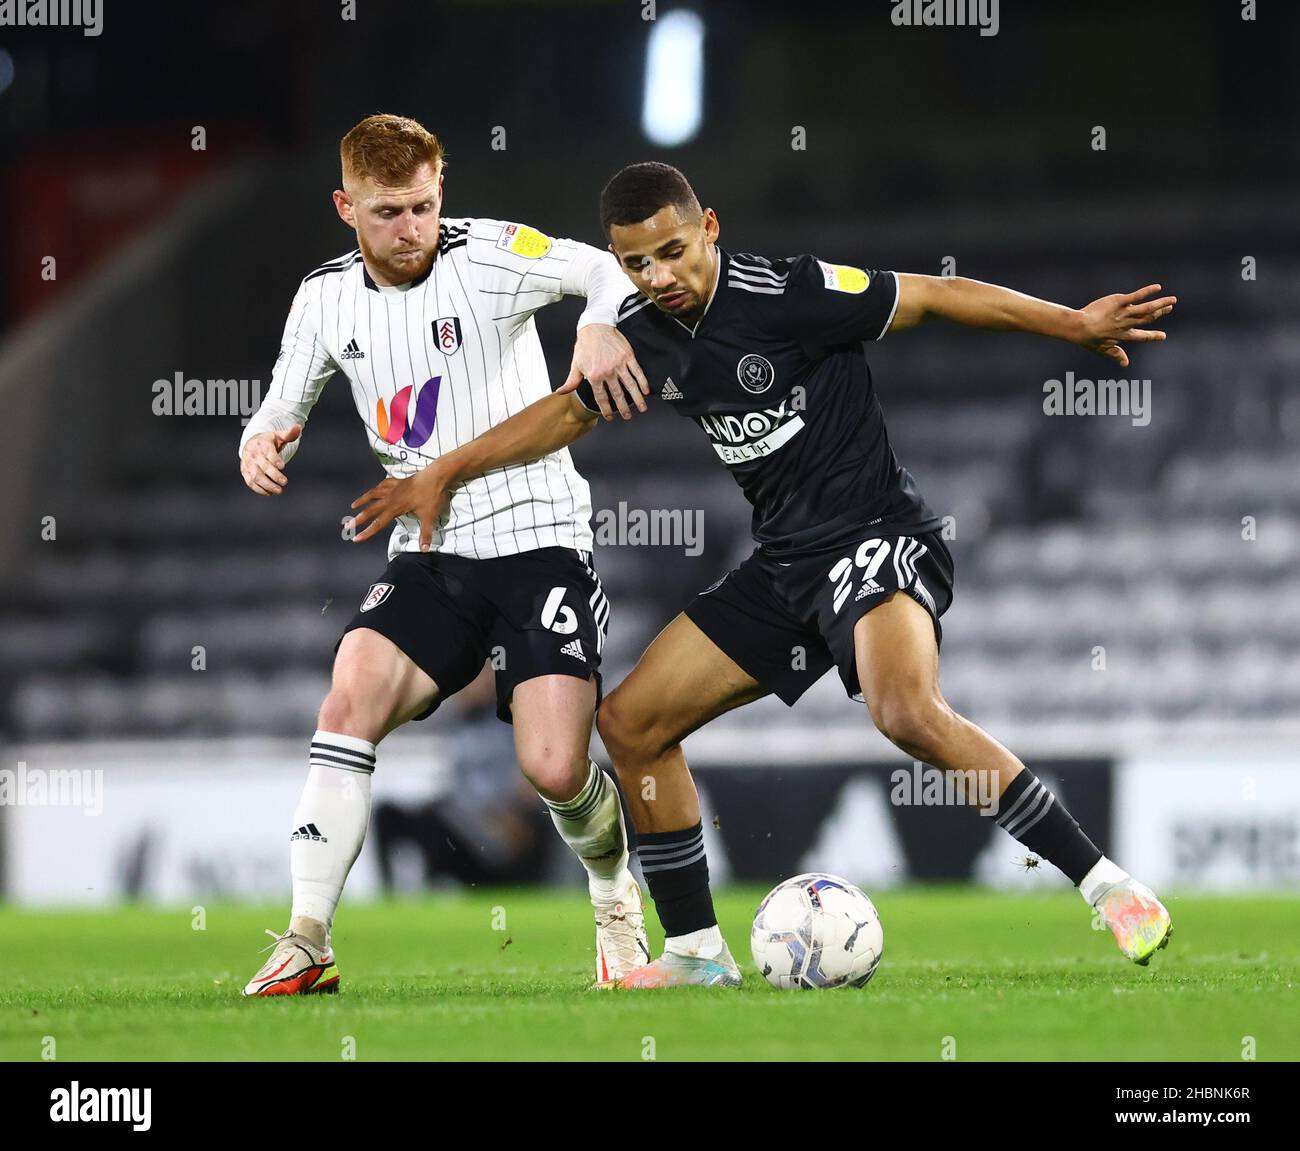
left=684, top=528, right=954, bottom=706
left=339, top=546, right=608, bottom=723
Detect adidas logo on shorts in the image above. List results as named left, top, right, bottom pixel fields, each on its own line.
left=661, top=376, right=684, bottom=401
left=560, top=638, right=585, bottom=661
left=855, top=577, right=885, bottom=602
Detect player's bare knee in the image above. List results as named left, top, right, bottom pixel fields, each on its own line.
left=317, top=688, right=357, bottom=734
left=870, top=693, right=953, bottom=760
left=594, top=691, right=630, bottom=753
left=597, top=692, right=665, bottom=764
left=318, top=685, right=384, bottom=741
left=518, top=745, right=588, bottom=802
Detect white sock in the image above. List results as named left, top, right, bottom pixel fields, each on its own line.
left=665, top=924, right=724, bottom=960
left=544, top=760, right=629, bottom=902
left=289, top=731, right=375, bottom=937
left=1079, top=855, right=1129, bottom=907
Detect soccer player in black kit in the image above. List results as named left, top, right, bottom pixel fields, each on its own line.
left=351, top=162, right=1178, bottom=987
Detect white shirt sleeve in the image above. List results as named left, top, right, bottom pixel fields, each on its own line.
left=464, top=218, right=628, bottom=329
left=564, top=243, right=627, bottom=329
left=238, top=280, right=338, bottom=462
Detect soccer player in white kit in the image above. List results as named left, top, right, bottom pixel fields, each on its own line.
left=236, top=114, right=652, bottom=995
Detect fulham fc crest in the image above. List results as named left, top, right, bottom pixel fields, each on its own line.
left=359, top=582, right=394, bottom=612
left=434, top=317, right=462, bottom=355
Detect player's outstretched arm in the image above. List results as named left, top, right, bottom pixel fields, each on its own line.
left=890, top=274, right=1176, bottom=368
left=349, top=390, right=599, bottom=549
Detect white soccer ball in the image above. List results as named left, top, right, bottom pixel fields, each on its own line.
left=750, top=872, right=884, bottom=990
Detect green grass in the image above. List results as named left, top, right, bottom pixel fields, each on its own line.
left=1, top=888, right=1296, bottom=1061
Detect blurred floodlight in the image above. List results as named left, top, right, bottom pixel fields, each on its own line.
left=0, top=50, right=14, bottom=98
left=642, top=9, right=704, bottom=147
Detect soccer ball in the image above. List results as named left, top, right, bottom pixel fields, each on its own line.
left=750, top=872, right=884, bottom=990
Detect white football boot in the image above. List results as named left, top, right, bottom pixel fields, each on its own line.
left=241, top=928, right=340, bottom=997
left=593, top=873, right=651, bottom=986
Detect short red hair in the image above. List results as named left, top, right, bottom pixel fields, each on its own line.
left=340, top=114, right=445, bottom=186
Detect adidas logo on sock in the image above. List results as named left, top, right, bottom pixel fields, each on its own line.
left=290, top=823, right=329, bottom=843
left=661, top=376, right=683, bottom=401
left=560, top=637, right=585, bottom=661
left=854, top=578, right=885, bottom=601
left=340, top=338, right=366, bottom=360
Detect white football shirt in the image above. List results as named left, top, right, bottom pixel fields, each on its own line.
left=240, top=217, right=628, bottom=559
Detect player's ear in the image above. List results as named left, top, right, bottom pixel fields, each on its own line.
left=607, top=241, right=633, bottom=273
left=333, top=189, right=356, bottom=229
left=702, top=208, right=720, bottom=243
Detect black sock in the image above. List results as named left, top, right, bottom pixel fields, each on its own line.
left=995, top=769, right=1102, bottom=885
left=636, top=821, right=718, bottom=937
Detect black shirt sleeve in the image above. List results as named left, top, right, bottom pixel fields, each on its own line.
left=770, top=255, right=899, bottom=349
left=571, top=378, right=601, bottom=413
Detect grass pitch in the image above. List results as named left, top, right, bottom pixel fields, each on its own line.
left=1, top=888, right=1296, bottom=1062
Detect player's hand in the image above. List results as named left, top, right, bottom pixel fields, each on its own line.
left=349, top=463, right=453, bottom=551
left=1074, top=284, right=1176, bottom=368
left=556, top=323, right=650, bottom=421
left=239, top=424, right=302, bottom=495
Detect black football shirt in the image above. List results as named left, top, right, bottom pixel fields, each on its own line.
left=578, top=247, right=941, bottom=556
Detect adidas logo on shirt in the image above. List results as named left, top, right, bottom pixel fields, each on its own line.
left=290, top=823, right=329, bottom=843
left=661, top=376, right=684, bottom=401
left=340, top=338, right=366, bottom=360
left=560, top=638, right=585, bottom=661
